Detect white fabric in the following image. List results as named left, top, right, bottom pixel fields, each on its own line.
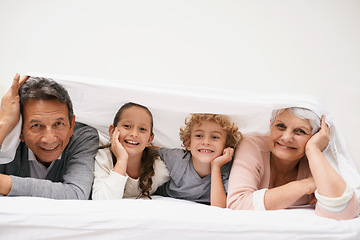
left=0, top=116, right=22, bottom=164
left=0, top=196, right=359, bottom=240
left=315, top=184, right=354, bottom=212
left=253, top=188, right=267, bottom=210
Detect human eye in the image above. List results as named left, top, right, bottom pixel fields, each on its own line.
left=123, top=124, right=131, bottom=129
left=55, top=121, right=65, bottom=126
left=54, top=121, right=66, bottom=129
left=275, top=123, right=286, bottom=130
left=295, top=128, right=307, bottom=135
left=194, top=134, right=202, bottom=138
left=139, top=127, right=147, bottom=132
left=30, top=123, right=41, bottom=129
left=211, top=135, right=220, bottom=140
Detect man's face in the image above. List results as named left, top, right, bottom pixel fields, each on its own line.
left=20, top=99, right=75, bottom=166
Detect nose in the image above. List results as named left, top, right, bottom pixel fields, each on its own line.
left=129, top=128, right=139, bottom=138
left=202, top=136, right=211, bottom=145
left=41, top=126, right=57, bottom=144
left=281, top=130, right=294, bottom=142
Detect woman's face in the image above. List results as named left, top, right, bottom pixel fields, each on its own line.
left=268, top=109, right=313, bottom=163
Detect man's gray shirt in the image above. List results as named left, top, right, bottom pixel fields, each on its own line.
left=0, top=122, right=99, bottom=199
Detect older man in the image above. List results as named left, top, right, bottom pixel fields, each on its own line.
left=0, top=74, right=99, bottom=199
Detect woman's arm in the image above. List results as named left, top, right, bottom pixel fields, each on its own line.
left=210, top=148, right=233, bottom=208
left=306, top=116, right=359, bottom=219
left=264, top=177, right=316, bottom=210
left=227, top=137, right=268, bottom=210
left=305, top=116, right=346, bottom=197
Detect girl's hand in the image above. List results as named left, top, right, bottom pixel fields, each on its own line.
left=305, top=116, right=330, bottom=153
left=111, top=127, right=128, bottom=163
left=211, top=147, right=234, bottom=169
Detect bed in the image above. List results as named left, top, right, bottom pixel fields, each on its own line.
left=0, top=73, right=359, bottom=240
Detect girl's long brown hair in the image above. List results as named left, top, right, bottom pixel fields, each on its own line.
left=101, top=102, right=157, bottom=199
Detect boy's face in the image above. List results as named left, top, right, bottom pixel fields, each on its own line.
left=186, top=120, right=227, bottom=164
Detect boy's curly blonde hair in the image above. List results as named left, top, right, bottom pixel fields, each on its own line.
left=179, top=113, right=242, bottom=149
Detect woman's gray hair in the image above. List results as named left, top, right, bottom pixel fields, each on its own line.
left=270, top=107, right=320, bottom=134
left=19, top=77, right=74, bottom=123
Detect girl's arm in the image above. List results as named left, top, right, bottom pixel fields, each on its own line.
left=92, top=148, right=128, bottom=200
left=92, top=128, right=130, bottom=200
left=111, top=128, right=129, bottom=176
left=210, top=147, right=233, bottom=208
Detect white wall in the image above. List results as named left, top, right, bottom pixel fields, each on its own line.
left=0, top=0, right=359, bottom=170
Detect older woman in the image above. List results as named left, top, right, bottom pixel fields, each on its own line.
left=227, top=107, right=359, bottom=220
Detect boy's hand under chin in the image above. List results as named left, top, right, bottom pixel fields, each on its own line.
left=211, top=147, right=234, bottom=169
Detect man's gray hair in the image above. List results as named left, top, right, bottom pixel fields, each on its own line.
left=19, top=77, right=74, bottom=123
left=270, top=107, right=320, bottom=134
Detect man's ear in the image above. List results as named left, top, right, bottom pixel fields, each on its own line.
left=69, top=115, right=76, bottom=134
left=19, top=131, right=25, bottom=142
left=108, top=125, right=115, bottom=137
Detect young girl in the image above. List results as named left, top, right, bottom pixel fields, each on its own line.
left=155, top=113, right=242, bottom=207
left=92, top=102, right=170, bottom=200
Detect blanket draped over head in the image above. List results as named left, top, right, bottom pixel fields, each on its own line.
left=1, top=73, right=360, bottom=202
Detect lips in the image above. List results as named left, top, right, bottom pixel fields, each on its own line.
left=125, top=140, right=139, bottom=145
left=198, top=149, right=214, bottom=153
left=276, top=142, right=296, bottom=149
left=39, top=145, right=59, bottom=152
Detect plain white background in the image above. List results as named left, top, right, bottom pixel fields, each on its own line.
left=0, top=0, right=359, bottom=170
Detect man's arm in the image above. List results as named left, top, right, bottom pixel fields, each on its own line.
left=0, top=74, right=29, bottom=164
left=0, top=174, right=12, bottom=195
left=0, top=74, right=29, bottom=146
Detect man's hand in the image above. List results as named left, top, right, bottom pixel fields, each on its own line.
left=0, top=74, right=29, bottom=145
left=0, top=174, right=12, bottom=195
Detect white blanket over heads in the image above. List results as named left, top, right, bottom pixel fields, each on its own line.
left=1, top=73, right=360, bottom=202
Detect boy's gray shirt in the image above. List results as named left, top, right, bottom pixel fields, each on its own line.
left=155, top=148, right=232, bottom=204
left=0, top=122, right=99, bottom=200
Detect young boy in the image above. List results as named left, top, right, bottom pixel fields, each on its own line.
left=155, top=114, right=242, bottom=207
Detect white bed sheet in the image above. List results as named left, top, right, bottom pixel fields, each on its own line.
left=0, top=73, right=359, bottom=239
left=1, top=196, right=359, bottom=240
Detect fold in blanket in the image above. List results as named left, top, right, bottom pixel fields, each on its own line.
left=1, top=73, right=359, bottom=202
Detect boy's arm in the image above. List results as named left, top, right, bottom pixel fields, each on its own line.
left=210, top=148, right=234, bottom=208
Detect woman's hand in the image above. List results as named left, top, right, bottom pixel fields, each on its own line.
left=300, top=176, right=316, bottom=195
left=305, top=116, right=330, bottom=154
left=211, top=147, right=234, bottom=169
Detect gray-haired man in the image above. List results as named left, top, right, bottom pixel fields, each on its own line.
left=0, top=74, right=99, bottom=199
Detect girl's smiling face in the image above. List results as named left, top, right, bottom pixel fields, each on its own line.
left=269, top=109, right=313, bottom=163
left=110, top=106, right=154, bottom=159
